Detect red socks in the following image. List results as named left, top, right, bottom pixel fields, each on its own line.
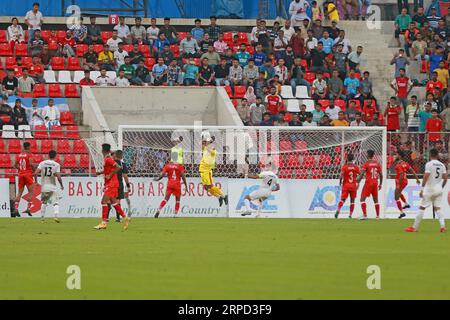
left=337, top=201, right=344, bottom=211
left=349, top=203, right=355, bottom=216
left=159, top=199, right=167, bottom=210
left=361, top=202, right=367, bottom=217
left=113, top=203, right=126, bottom=218
left=396, top=200, right=403, bottom=212
left=15, top=201, right=19, bottom=210
left=102, top=204, right=109, bottom=221
left=375, top=203, right=380, bottom=217
left=175, top=201, right=180, bottom=214
left=399, top=194, right=406, bottom=203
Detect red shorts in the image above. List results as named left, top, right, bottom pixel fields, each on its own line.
left=166, top=184, right=181, bottom=197
left=341, top=186, right=357, bottom=200
left=362, top=183, right=379, bottom=198
left=18, top=174, right=34, bottom=190
left=104, top=183, right=119, bottom=199
left=395, top=180, right=407, bottom=191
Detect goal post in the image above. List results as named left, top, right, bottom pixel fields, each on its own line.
left=114, top=125, right=387, bottom=218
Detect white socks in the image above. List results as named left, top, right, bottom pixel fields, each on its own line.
left=436, top=210, right=446, bottom=229
left=126, top=198, right=131, bottom=217
left=413, top=209, right=424, bottom=229
left=54, top=204, right=59, bottom=218
left=244, top=199, right=251, bottom=211
left=40, top=204, right=47, bottom=219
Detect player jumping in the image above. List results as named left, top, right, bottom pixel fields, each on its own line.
left=14, top=142, right=36, bottom=217
left=199, top=132, right=228, bottom=206
left=153, top=152, right=188, bottom=218
left=34, top=150, right=64, bottom=223
left=241, top=164, right=280, bottom=218
left=335, top=154, right=360, bottom=219
left=394, top=150, right=420, bottom=219
left=357, top=150, right=383, bottom=220
left=405, top=149, right=447, bottom=233
left=94, top=143, right=130, bottom=230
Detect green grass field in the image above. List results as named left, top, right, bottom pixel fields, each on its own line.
left=1, top=218, right=449, bottom=300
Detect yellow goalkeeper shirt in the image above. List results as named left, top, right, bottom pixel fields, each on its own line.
left=199, top=146, right=216, bottom=173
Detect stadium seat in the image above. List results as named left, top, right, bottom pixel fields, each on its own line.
left=44, top=70, right=57, bottom=83
left=106, top=71, right=117, bottom=81
left=7, top=139, right=21, bottom=153
left=319, top=153, right=332, bottom=165
left=302, top=155, right=316, bottom=168
left=76, top=44, right=88, bottom=57
left=177, top=32, right=187, bottom=41
left=14, top=43, right=29, bottom=56
left=33, top=83, right=47, bottom=97
left=0, top=154, right=13, bottom=168
left=101, top=31, right=113, bottom=43
left=301, top=99, right=315, bottom=112
left=294, top=140, right=307, bottom=152
left=51, top=56, right=65, bottom=70
left=73, top=71, right=84, bottom=84
left=60, top=111, right=75, bottom=125
left=72, top=140, right=88, bottom=153
left=0, top=139, right=4, bottom=152
left=278, top=169, right=292, bottom=178
left=34, top=125, right=48, bottom=139
left=294, top=169, right=308, bottom=179
left=64, top=84, right=79, bottom=97
left=224, top=86, right=232, bottom=97
left=304, top=72, right=315, bottom=84
left=349, top=99, right=362, bottom=111
left=363, top=99, right=376, bottom=108
left=233, top=86, right=246, bottom=98
left=237, top=32, right=249, bottom=43
left=295, top=86, right=310, bottom=99
left=4, top=168, right=18, bottom=182
left=63, top=154, right=77, bottom=168
left=170, top=44, right=180, bottom=57
left=246, top=45, right=255, bottom=55
left=311, top=169, right=323, bottom=179
left=334, top=99, right=346, bottom=110
left=193, top=58, right=201, bottom=66
left=48, top=39, right=58, bottom=51
left=40, top=140, right=54, bottom=153
left=4, top=56, right=16, bottom=69
left=25, top=139, right=38, bottom=153
left=333, top=154, right=342, bottom=166
left=50, top=125, right=64, bottom=139
left=318, top=99, right=330, bottom=110
left=139, top=44, right=151, bottom=57
left=223, top=32, right=233, bottom=41
left=65, top=126, right=81, bottom=139
left=48, top=84, right=63, bottom=97
left=22, top=56, right=33, bottom=67
left=90, top=71, right=100, bottom=81
left=286, top=99, right=300, bottom=113
left=17, top=125, right=33, bottom=139
left=280, top=86, right=295, bottom=99
left=79, top=154, right=90, bottom=168
left=0, top=30, right=7, bottom=43
left=32, top=154, right=44, bottom=164
left=0, top=43, right=12, bottom=55
left=56, top=140, right=71, bottom=153
left=56, top=30, right=66, bottom=42
left=41, top=30, right=51, bottom=42
left=58, top=70, right=73, bottom=83
left=300, top=59, right=309, bottom=70
left=93, top=44, right=103, bottom=54
left=280, top=140, right=292, bottom=152
left=123, top=44, right=134, bottom=53
left=144, top=58, right=156, bottom=69
left=13, top=66, right=23, bottom=77
left=287, top=154, right=301, bottom=168
left=322, top=72, right=330, bottom=79
left=1, top=125, right=16, bottom=139
left=67, top=57, right=81, bottom=70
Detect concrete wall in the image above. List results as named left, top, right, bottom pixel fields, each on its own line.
left=84, top=87, right=243, bottom=131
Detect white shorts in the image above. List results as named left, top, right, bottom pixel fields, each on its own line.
left=420, top=189, right=443, bottom=208
left=249, top=187, right=272, bottom=201
left=41, top=190, right=59, bottom=204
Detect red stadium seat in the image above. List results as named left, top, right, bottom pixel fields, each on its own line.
left=144, top=58, right=156, bottom=69
left=22, top=56, right=33, bottom=67
left=79, top=154, right=90, bottom=168
left=0, top=139, right=5, bottom=153
left=0, top=70, right=5, bottom=81
left=0, top=154, right=13, bottom=168
left=56, top=30, right=66, bottom=43
left=13, top=66, right=22, bottom=77
left=333, top=99, right=346, bottom=110
left=4, top=168, right=18, bottom=183
left=304, top=72, right=315, bottom=84
left=123, top=44, right=134, bottom=53
left=177, top=32, right=187, bottom=41
left=237, top=32, right=249, bottom=43
left=51, top=57, right=65, bottom=70
left=48, top=39, right=58, bottom=51
left=139, top=44, right=151, bottom=57
left=311, top=169, right=323, bottom=179
left=101, top=31, right=113, bottom=43
left=60, top=111, right=75, bottom=125
left=26, top=139, right=38, bottom=153
left=319, top=153, right=332, bottom=165
left=14, top=43, right=29, bottom=56
left=32, top=154, right=44, bottom=164
left=287, top=154, right=301, bottom=168
left=349, top=99, right=361, bottom=111
left=170, top=44, right=180, bottom=57
left=193, top=58, right=201, bottom=66
left=318, top=99, right=330, bottom=110
left=66, top=126, right=81, bottom=139
left=33, top=83, right=47, bottom=97
left=224, top=86, right=232, bottom=97
left=7, top=140, right=22, bottom=153
left=0, top=30, right=7, bottom=43
left=50, top=125, right=64, bottom=139
left=67, top=57, right=81, bottom=70
left=363, top=99, right=376, bottom=108
left=294, top=140, right=307, bottom=152
left=333, top=154, right=342, bottom=166
left=302, top=155, right=316, bottom=168
left=63, top=154, right=77, bottom=168
left=76, top=44, right=88, bottom=57
left=41, top=30, right=51, bottom=42
left=300, top=59, right=309, bottom=71
left=246, top=45, right=255, bottom=55
left=278, top=169, right=293, bottom=179
left=294, top=169, right=308, bottom=179
left=40, top=140, right=54, bottom=153
left=233, top=85, right=246, bottom=98
left=280, top=140, right=292, bottom=151
left=0, top=43, right=12, bottom=56
left=34, top=125, right=48, bottom=138
left=72, top=140, right=88, bottom=153
left=223, top=32, right=233, bottom=41
left=64, top=84, right=79, bottom=97
left=56, top=140, right=71, bottom=153
left=48, top=84, right=63, bottom=97
left=5, top=56, right=16, bottom=69
left=93, top=44, right=103, bottom=54
left=322, top=72, right=330, bottom=79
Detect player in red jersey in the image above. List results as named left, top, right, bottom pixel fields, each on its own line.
left=94, top=144, right=129, bottom=230
left=357, top=150, right=383, bottom=220
left=14, top=142, right=36, bottom=217
left=335, top=154, right=360, bottom=219
left=395, top=150, right=420, bottom=219
left=153, top=152, right=187, bottom=218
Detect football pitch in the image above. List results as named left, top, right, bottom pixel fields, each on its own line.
left=1, top=218, right=449, bottom=300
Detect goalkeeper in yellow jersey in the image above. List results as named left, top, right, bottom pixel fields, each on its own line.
left=199, top=131, right=228, bottom=207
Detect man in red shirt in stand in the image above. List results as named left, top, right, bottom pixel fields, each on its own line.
left=384, top=97, right=402, bottom=132
left=362, top=99, right=377, bottom=123
left=29, top=56, right=45, bottom=83
left=94, top=143, right=129, bottom=230
left=426, top=110, right=444, bottom=143
left=79, top=70, right=95, bottom=86
left=426, top=71, right=444, bottom=94
left=14, top=142, right=36, bottom=217
left=264, top=86, right=285, bottom=117
left=153, top=152, right=188, bottom=218
left=335, top=154, right=360, bottom=219
left=390, top=68, right=413, bottom=111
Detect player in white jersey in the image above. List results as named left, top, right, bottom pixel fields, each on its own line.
left=241, top=165, right=280, bottom=218
left=405, top=149, right=447, bottom=233
left=34, top=150, right=64, bottom=223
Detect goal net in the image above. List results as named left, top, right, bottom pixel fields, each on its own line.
left=108, top=125, right=387, bottom=218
